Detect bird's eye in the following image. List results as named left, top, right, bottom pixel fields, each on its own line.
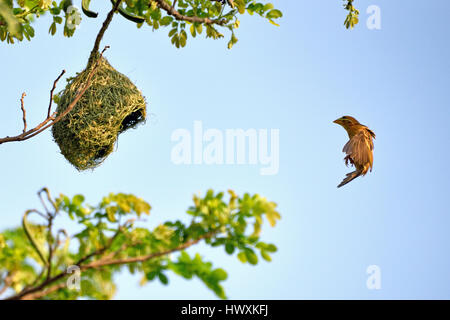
left=342, top=116, right=347, bottom=119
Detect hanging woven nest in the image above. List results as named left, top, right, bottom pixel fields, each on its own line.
left=52, top=55, right=147, bottom=171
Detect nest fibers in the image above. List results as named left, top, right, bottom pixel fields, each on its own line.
left=52, top=56, right=147, bottom=170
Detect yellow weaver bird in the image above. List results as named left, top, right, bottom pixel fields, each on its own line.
left=333, top=116, right=376, bottom=188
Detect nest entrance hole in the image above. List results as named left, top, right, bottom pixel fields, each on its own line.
left=119, top=108, right=146, bottom=133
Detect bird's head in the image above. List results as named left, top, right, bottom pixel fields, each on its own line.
left=333, top=116, right=360, bottom=128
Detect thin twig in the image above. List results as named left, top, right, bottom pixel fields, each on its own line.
left=37, top=188, right=51, bottom=217
left=88, top=0, right=122, bottom=67
left=38, top=188, right=58, bottom=216
left=46, top=214, right=55, bottom=280
left=48, top=70, right=66, bottom=118
left=20, top=93, right=26, bottom=133
left=23, top=208, right=47, bottom=220
left=55, top=229, right=68, bottom=248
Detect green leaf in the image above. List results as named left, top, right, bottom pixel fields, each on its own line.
left=245, top=249, right=258, bottom=265
left=261, top=250, right=272, bottom=262
left=235, top=0, right=246, bottom=14
left=225, top=243, right=235, bottom=254
left=211, top=268, right=228, bottom=281
left=268, top=19, right=279, bottom=27
left=112, top=0, right=145, bottom=24
left=0, top=1, right=20, bottom=37
left=82, top=0, right=98, bottom=18
left=237, top=251, right=247, bottom=263
left=179, top=30, right=187, bottom=47
left=146, top=271, right=157, bottom=281
left=72, top=194, right=85, bottom=206
left=53, top=16, right=63, bottom=24
left=49, top=22, right=57, bottom=35
left=196, top=24, right=202, bottom=35
left=158, top=272, right=169, bottom=285
left=160, top=16, right=173, bottom=26
left=168, top=28, right=177, bottom=37
left=105, top=206, right=117, bottom=222
left=266, top=9, right=283, bottom=20
left=263, top=3, right=274, bottom=11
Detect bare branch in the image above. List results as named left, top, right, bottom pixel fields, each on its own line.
left=22, top=209, right=50, bottom=268
left=55, top=229, right=68, bottom=248
left=88, top=0, right=122, bottom=67
left=38, top=187, right=58, bottom=216
left=23, top=208, right=47, bottom=220
left=48, top=70, right=66, bottom=118
left=20, top=93, right=26, bottom=133
left=21, top=282, right=66, bottom=300
left=46, top=214, right=55, bottom=280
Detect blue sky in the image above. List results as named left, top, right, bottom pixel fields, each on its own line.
left=1, top=0, right=450, bottom=299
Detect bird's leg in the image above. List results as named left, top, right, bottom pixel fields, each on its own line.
left=344, top=155, right=354, bottom=167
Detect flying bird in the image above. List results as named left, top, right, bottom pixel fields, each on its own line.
left=333, top=116, right=376, bottom=188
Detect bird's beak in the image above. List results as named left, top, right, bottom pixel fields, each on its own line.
left=333, top=119, right=340, bottom=124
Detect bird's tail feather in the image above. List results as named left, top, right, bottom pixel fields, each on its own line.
left=337, top=170, right=361, bottom=188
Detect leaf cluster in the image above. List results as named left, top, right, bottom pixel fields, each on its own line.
left=0, top=188, right=280, bottom=299
left=0, top=0, right=283, bottom=48
left=343, top=0, right=359, bottom=29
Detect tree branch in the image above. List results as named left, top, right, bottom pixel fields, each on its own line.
left=45, top=213, right=55, bottom=280
left=20, top=93, right=26, bottom=133
left=153, top=0, right=228, bottom=25
left=4, top=226, right=123, bottom=300
left=88, top=0, right=122, bottom=67
left=5, top=230, right=218, bottom=300
left=20, top=282, right=66, bottom=300
left=82, top=231, right=217, bottom=269
left=47, top=71, right=65, bottom=118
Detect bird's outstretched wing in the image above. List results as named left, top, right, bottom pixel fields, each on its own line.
left=342, top=128, right=374, bottom=172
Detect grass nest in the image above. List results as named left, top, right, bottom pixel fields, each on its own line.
left=52, top=55, right=147, bottom=171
